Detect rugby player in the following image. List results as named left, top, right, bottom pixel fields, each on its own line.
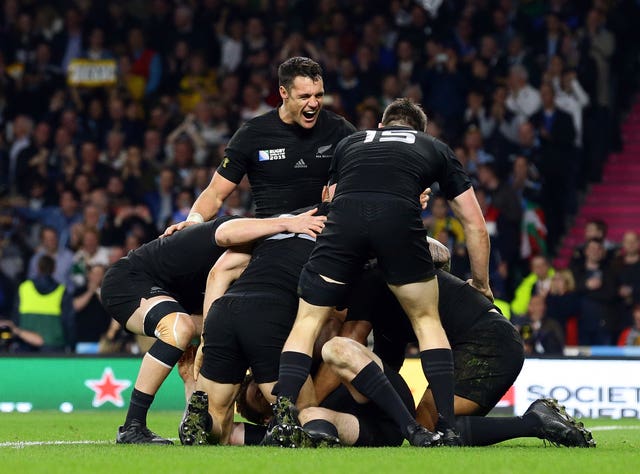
left=101, top=209, right=326, bottom=444
left=163, top=56, right=356, bottom=236
left=272, top=98, right=491, bottom=446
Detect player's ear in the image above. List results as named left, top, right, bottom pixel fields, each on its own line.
left=279, top=85, right=289, bottom=100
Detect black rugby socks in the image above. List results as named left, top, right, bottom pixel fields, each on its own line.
left=350, top=361, right=418, bottom=439
left=125, top=389, right=154, bottom=426
left=243, top=423, right=268, bottom=445
left=420, top=349, right=455, bottom=426
left=274, top=351, right=313, bottom=403
left=455, top=414, right=540, bottom=446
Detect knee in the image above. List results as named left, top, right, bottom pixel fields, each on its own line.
left=155, top=313, right=197, bottom=350
left=321, top=336, right=358, bottom=369
left=299, top=406, right=330, bottom=425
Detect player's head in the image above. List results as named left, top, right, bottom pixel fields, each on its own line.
left=278, top=57, right=325, bottom=129
left=381, top=98, right=427, bottom=132
left=427, top=236, right=451, bottom=272
left=236, top=373, right=273, bottom=425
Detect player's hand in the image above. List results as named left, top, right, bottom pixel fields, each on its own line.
left=193, top=338, right=204, bottom=381
left=420, top=187, right=432, bottom=210
left=283, top=208, right=327, bottom=238
left=467, top=279, right=494, bottom=302
left=161, top=220, right=198, bottom=237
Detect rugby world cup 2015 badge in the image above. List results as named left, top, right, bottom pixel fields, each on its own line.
left=258, top=148, right=286, bottom=161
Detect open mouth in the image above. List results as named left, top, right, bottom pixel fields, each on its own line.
left=302, top=110, right=317, bottom=120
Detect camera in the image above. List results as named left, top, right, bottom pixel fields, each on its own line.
left=0, top=324, right=13, bottom=351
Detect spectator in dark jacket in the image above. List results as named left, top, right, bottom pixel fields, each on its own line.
left=572, top=239, right=617, bottom=345
left=515, top=294, right=565, bottom=355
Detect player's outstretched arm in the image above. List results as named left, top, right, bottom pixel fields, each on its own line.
left=449, top=187, right=493, bottom=301
left=194, top=248, right=252, bottom=380
left=214, top=208, right=326, bottom=247
left=162, top=172, right=237, bottom=237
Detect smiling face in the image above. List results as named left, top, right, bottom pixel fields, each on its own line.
left=279, top=76, right=324, bottom=129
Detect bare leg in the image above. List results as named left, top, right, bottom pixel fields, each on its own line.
left=194, top=375, right=240, bottom=445
left=299, top=406, right=360, bottom=446
left=388, top=277, right=456, bottom=432
left=387, top=277, right=448, bottom=351
left=275, top=298, right=334, bottom=403
left=416, top=389, right=483, bottom=430
left=320, top=337, right=439, bottom=446
left=117, top=296, right=199, bottom=444
left=281, top=299, right=334, bottom=354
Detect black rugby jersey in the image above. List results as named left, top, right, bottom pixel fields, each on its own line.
left=224, top=202, right=330, bottom=303
left=330, top=127, right=471, bottom=208
left=126, top=216, right=237, bottom=312
left=218, top=108, right=356, bottom=217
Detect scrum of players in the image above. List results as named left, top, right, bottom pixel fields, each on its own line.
left=101, top=57, right=594, bottom=449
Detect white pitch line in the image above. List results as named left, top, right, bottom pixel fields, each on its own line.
left=0, top=440, right=111, bottom=448
left=1, top=438, right=180, bottom=448
left=591, top=425, right=640, bottom=431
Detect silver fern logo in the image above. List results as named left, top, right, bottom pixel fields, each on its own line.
left=315, top=144, right=333, bottom=158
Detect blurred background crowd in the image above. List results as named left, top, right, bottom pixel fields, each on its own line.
left=1, top=0, right=639, bottom=356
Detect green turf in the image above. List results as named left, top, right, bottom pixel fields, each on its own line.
left=2, top=412, right=639, bottom=474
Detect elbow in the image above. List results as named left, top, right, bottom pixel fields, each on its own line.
left=214, top=225, right=233, bottom=247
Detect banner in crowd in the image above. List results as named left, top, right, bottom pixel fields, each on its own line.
left=67, top=59, right=117, bottom=87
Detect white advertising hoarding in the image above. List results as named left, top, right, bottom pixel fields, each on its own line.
left=514, top=358, right=640, bottom=419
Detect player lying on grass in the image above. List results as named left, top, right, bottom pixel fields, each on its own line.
left=100, top=209, right=326, bottom=444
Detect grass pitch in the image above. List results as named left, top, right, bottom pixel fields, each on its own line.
left=2, top=412, right=639, bottom=474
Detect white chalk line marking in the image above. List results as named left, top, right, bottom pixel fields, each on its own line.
left=1, top=428, right=638, bottom=447
left=0, top=438, right=179, bottom=448
left=591, top=425, right=640, bottom=431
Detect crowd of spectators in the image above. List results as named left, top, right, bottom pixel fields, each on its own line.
left=1, top=0, right=639, bottom=354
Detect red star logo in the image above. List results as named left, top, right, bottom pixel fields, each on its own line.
left=85, top=367, right=132, bottom=408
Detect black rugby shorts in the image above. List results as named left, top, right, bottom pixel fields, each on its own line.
left=452, top=312, right=524, bottom=413
left=101, top=258, right=180, bottom=327
left=200, top=294, right=298, bottom=384
left=305, top=196, right=435, bottom=285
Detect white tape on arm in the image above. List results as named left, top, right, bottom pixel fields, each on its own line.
left=186, top=212, right=204, bottom=224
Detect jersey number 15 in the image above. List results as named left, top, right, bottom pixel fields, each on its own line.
left=364, top=130, right=417, bottom=144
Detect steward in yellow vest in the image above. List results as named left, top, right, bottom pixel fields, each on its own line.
left=15, top=255, right=73, bottom=352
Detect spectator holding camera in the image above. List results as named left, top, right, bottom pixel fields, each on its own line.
left=514, top=294, right=565, bottom=356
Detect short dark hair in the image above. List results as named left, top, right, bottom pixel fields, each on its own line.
left=381, top=98, right=428, bottom=132
left=37, top=255, right=56, bottom=276
left=587, top=219, right=608, bottom=236
left=278, top=57, right=323, bottom=91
